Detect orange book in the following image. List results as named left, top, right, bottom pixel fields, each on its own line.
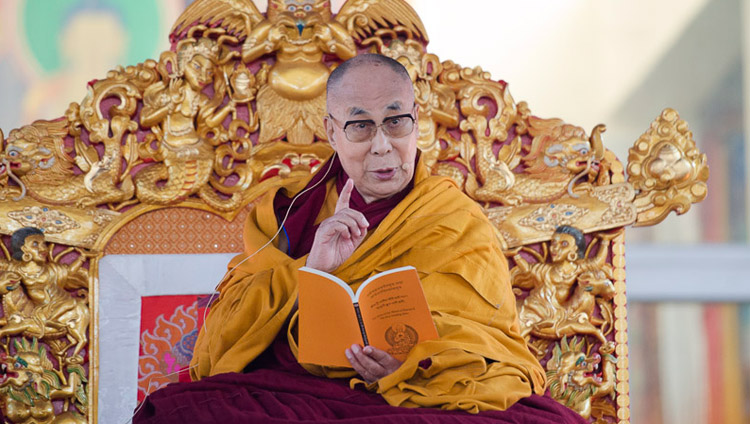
left=297, top=266, right=439, bottom=367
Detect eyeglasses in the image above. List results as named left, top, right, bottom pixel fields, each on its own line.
left=328, top=109, right=416, bottom=143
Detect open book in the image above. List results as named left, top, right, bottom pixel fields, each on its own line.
left=297, top=266, right=439, bottom=367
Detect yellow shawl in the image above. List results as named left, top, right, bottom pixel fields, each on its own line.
left=190, top=161, right=546, bottom=412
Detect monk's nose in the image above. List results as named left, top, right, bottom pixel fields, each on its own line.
left=370, top=128, right=393, bottom=155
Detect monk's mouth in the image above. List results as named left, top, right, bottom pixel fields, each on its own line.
left=371, top=168, right=397, bottom=180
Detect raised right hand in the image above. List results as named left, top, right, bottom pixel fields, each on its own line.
left=305, top=179, right=369, bottom=273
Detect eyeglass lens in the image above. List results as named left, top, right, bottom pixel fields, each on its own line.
left=344, top=115, right=414, bottom=143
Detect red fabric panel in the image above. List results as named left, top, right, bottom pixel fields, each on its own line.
left=139, top=295, right=208, bottom=401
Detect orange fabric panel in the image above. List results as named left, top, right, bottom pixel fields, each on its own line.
left=106, top=208, right=249, bottom=255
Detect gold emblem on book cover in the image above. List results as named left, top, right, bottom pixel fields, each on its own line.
left=384, top=323, right=418, bottom=357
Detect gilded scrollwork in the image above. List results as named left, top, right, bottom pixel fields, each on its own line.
left=380, top=41, right=613, bottom=209
left=380, top=40, right=460, bottom=169
left=628, top=108, right=708, bottom=226
left=486, top=183, right=635, bottom=249
left=509, top=226, right=618, bottom=350
left=7, top=207, right=80, bottom=235
left=518, top=203, right=589, bottom=233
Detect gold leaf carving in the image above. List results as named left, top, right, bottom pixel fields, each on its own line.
left=627, top=108, right=708, bottom=226
left=486, top=183, right=635, bottom=249
left=518, top=203, right=589, bottom=232
left=7, top=207, right=80, bottom=234
left=545, top=337, right=617, bottom=419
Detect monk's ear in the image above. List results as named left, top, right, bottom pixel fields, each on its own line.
left=324, top=116, right=337, bottom=149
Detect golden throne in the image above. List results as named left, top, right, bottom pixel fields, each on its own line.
left=0, top=1, right=708, bottom=423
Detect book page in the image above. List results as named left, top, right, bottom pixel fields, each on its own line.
left=357, top=267, right=438, bottom=362
left=298, top=268, right=363, bottom=367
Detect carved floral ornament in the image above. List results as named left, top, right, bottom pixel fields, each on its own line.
left=0, top=0, right=709, bottom=423
left=627, top=108, right=709, bottom=226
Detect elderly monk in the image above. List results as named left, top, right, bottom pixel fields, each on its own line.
left=134, top=55, right=587, bottom=423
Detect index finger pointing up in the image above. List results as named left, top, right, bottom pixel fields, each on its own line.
left=336, top=178, right=354, bottom=213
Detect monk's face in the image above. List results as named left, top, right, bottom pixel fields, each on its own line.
left=325, top=65, right=418, bottom=203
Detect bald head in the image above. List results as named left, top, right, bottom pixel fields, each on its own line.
left=326, top=54, right=413, bottom=108
left=323, top=54, right=419, bottom=204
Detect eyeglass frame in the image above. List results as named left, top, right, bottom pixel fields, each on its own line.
left=326, top=105, right=418, bottom=143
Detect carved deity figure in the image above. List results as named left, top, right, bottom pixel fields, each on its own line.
left=0, top=228, right=90, bottom=362
left=137, top=36, right=240, bottom=209
left=171, top=0, right=426, bottom=144
left=511, top=225, right=616, bottom=347
left=242, top=0, right=357, bottom=144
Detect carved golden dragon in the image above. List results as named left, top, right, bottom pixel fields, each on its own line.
left=0, top=338, right=87, bottom=424
left=466, top=113, right=607, bottom=206
left=546, top=337, right=616, bottom=420
left=0, top=113, right=132, bottom=208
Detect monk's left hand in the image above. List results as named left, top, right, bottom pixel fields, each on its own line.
left=345, top=344, right=402, bottom=383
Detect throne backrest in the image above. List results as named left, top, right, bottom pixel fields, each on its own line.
left=0, top=1, right=709, bottom=423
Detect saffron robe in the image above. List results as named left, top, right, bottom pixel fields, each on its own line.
left=189, top=159, right=547, bottom=412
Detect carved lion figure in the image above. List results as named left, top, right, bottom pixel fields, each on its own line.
left=512, top=118, right=605, bottom=203
left=546, top=337, right=616, bottom=419
left=0, top=118, right=133, bottom=207
left=0, top=338, right=87, bottom=424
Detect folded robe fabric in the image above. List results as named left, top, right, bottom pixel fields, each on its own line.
left=189, top=158, right=548, bottom=412
left=135, top=331, right=585, bottom=423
